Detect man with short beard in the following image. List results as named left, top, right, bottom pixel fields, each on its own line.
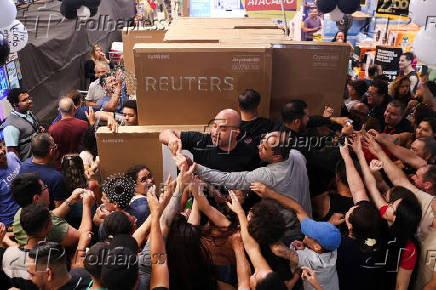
left=2, top=89, right=42, bottom=161
left=160, top=109, right=260, bottom=172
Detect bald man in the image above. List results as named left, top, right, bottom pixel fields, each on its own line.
left=159, top=109, right=260, bottom=171
left=174, top=131, right=312, bottom=243
left=48, top=97, right=89, bottom=169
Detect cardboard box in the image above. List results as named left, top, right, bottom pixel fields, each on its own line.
left=133, top=43, right=272, bottom=125
left=122, top=27, right=167, bottom=94
left=269, top=42, right=350, bottom=119
left=96, top=125, right=205, bottom=184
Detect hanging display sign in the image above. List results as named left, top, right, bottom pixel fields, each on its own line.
left=376, top=0, right=410, bottom=19
left=375, top=46, right=403, bottom=81
left=242, top=0, right=302, bottom=19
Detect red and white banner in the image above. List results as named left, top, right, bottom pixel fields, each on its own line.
left=245, top=0, right=297, bottom=11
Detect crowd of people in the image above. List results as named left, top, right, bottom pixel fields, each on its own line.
left=0, top=49, right=436, bottom=290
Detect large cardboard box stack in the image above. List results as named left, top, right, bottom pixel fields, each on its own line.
left=96, top=125, right=204, bottom=183
left=122, top=27, right=167, bottom=94
left=270, top=42, right=351, bottom=119
left=133, top=43, right=273, bottom=125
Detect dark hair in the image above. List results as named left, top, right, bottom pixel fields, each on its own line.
left=336, top=150, right=363, bottom=186
left=281, top=100, right=307, bottom=124
left=126, top=164, right=150, bottom=182
left=101, top=246, right=138, bottom=290
left=368, top=65, right=379, bottom=78
left=427, top=81, right=436, bottom=98
left=109, top=234, right=139, bottom=253
left=415, top=104, right=435, bottom=127
left=270, top=132, right=290, bottom=160
left=401, top=52, right=414, bottom=62
left=238, top=89, right=261, bottom=111
left=256, top=271, right=287, bottom=290
left=66, top=90, right=83, bottom=107
left=166, top=214, right=217, bottom=290
left=122, top=100, right=137, bottom=115
left=416, top=136, right=436, bottom=162
left=84, top=242, right=109, bottom=280
left=29, top=242, right=67, bottom=270
left=99, top=72, right=112, bottom=87
left=61, top=154, right=87, bottom=194
left=81, top=126, right=98, bottom=158
left=103, top=212, right=134, bottom=238
left=388, top=100, right=406, bottom=114
left=21, top=203, right=50, bottom=237
left=31, top=133, right=53, bottom=158
left=373, top=75, right=390, bottom=83
left=12, top=173, right=42, bottom=208
left=7, top=88, right=27, bottom=107
left=350, top=80, right=368, bottom=99
left=420, top=118, right=436, bottom=134
left=423, top=165, right=436, bottom=193
left=370, top=79, right=388, bottom=96
left=348, top=202, right=383, bottom=253
left=388, top=186, right=422, bottom=246
left=332, top=30, right=347, bottom=43
left=248, top=200, right=285, bottom=245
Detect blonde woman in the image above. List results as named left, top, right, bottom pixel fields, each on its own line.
left=84, top=44, right=113, bottom=83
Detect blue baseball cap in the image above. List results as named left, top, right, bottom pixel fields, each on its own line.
left=301, top=218, right=341, bottom=251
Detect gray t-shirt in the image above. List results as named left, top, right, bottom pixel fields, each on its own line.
left=297, top=247, right=339, bottom=290
left=86, top=79, right=106, bottom=102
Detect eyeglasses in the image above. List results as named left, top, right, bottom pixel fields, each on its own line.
left=50, top=144, right=58, bottom=150
left=41, top=185, right=48, bottom=191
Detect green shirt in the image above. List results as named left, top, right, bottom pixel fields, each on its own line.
left=13, top=208, right=69, bottom=246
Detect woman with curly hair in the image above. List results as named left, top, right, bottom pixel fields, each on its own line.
left=389, top=75, right=413, bottom=106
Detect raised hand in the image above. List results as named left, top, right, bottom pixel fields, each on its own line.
left=363, top=134, right=383, bottom=156
left=301, top=266, right=322, bottom=290
left=250, top=182, right=270, bottom=198
left=168, top=137, right=182, bottom=155
left=146, top=185, right=160, bottom=216
left=328, top=213, right=345, bottom=226
left=227, top=190, right=244, bottom=215
left=369, top=159, right=383, bottom=172
left=85, top=106, right=95, bottom=126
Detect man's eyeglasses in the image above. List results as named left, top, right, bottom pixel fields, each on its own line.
left=50, top=144, right=58, bottom=150
left=41, top=185, right=48, bottom=191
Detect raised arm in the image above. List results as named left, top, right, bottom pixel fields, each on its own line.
left=365, top=134, right=415, bottom=191
left=159, top=129, right=182, bottom=155
left=160, top=160, right=196, bottom=237
left=147, top=186, right=169, bottom=290
left=52, top=188, right=84, bottom=219
left=227, top=191, right=271, bottom=273
left=351, top=134, right=386, bottom=209
left=377, top=135, right=427, bottom=169
left=195, top=163, right=273, bottom=190
left=249, top=183, right=309, bottom=222
left=231, top=232, right=251, bottom=290
left=191, top=177, right=231, bottom=228
left=339, top=138, right=370, bottom=204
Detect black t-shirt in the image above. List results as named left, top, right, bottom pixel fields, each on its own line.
left=363, top=95, right=393, bottom=126
left=240, top=117, right=274, bottom=149
left=180, top=131, right=260, bottom=172
left=58, top=268, right=91, bottom=290
left=380, top=118, right=414, bottom=135
left=337, top=236, right=384, bottom=290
